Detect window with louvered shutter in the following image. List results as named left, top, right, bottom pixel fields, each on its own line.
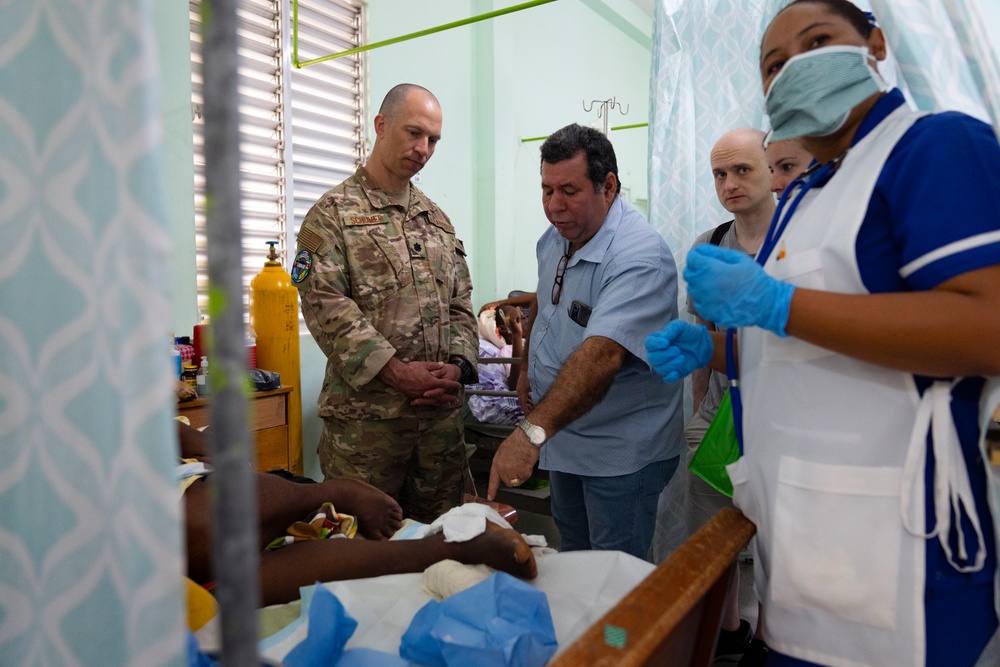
left=288, top=0, right=364, bottom=235
left=189, top=0, right=363, bottom=323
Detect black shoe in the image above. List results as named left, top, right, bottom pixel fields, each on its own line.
left=735, top=638, right=769, bottom=667
left=715, top=619, right=752, bottom=661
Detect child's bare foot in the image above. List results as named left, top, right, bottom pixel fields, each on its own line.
left=456, top=522, right=537, bottom=579
left=323, top=478, right=403, bottom=540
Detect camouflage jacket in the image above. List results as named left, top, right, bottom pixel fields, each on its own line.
left=293, top=166, right=477, bottom=420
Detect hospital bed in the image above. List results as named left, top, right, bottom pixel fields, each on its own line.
left=250, top=507, right=755, bottom=666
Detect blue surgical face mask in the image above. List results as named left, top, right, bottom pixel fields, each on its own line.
left=764, top=45, right=887, bottom=144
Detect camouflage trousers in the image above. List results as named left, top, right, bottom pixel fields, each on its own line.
left=319, top=411, right=467, bottom=523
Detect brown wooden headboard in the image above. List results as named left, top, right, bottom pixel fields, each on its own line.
left=550, top=507, right=756, bottom=667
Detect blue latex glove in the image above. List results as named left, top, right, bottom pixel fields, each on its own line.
left=684, top=244, right=795, bottom=336
left=645, top=320, right=713, bottom=382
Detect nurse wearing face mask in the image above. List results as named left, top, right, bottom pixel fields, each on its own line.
left=646, top=0, right=1000, bottom=665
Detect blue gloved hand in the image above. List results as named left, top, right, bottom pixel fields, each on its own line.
left=645, top=320, right=713, bottom=383
left=684, top=244, right=795, bottom=336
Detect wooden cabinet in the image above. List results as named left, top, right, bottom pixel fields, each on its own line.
left=177, top=386, right=297, bottom=473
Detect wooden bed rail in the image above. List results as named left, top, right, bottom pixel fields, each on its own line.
left=550, top=507, right=756, bottom=667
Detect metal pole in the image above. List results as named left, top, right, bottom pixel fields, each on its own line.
left=520, top=123, right=648, bottom=143
left=610, top=122, right=649, bottom=131
left=200, top=0, right=261, bottom=663
left=293, top=0, right=559, bottom=67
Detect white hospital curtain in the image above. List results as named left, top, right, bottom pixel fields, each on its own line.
left=649, top=0, right=1000, bottom=271
left=647, top=0, right=787, bottom=282
left=0, top=1, right=184, bottom=665
left=869, top=0, right=1000, bottom=135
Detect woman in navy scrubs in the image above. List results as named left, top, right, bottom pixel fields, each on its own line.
left=647, top=1, right=1000, bottom=664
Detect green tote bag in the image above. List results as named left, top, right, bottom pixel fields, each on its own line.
left=688, top=389, right=740, bottom=497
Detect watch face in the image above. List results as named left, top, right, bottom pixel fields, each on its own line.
left=520, top=420, right=545, bottom=445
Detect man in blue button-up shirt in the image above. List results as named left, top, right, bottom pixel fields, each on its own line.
left=487, top=124, right=684, bottom=560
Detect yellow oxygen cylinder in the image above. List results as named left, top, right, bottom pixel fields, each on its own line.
left=249, top=241, right=303, bottom=474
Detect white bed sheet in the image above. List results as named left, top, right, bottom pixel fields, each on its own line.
left=258, top=550, right=656, bottom=664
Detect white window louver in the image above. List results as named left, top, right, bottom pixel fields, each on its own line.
left=190, top=0, right=363, bottom=324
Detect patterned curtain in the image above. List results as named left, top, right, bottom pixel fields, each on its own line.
left=0, top=1, right=184, bottom=665
left=647, top=0, right=788, bottom=293
left=870, top=0, right=1000, bottom=133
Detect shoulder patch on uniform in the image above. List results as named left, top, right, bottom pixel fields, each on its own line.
left=318, top=191, right=344, bottom=209
left=344, top=212, right=390, bottom=226
left=297, top=225, right=325, bottom=254
left=426, top=213, right=455, bottom=235
left=291, top=250, right=313, bottom=283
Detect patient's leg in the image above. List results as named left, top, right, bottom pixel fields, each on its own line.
left=185, top=474, right=404, bottom=583
left=256, top=473, right=403, bottom=543
left=179, top=421, right=403, bottom=543
left=258, top=522, right=537, bottom=606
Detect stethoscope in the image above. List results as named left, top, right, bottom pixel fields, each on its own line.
left=727, top=155, right=844, bottom=455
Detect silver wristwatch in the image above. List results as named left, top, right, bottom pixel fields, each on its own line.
left=518, top=419, right=547, bottom=447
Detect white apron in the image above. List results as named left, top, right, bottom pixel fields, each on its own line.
left=728, top=104, right=996, bottom=666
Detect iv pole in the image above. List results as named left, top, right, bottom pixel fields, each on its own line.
left=583, top=97, right=630, bottom=135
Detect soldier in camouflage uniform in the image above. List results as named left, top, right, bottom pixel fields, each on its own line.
left=291, top=84, right=478, bottom=523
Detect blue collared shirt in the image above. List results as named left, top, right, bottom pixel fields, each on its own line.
left=529, top=197, right=684, bottom=476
